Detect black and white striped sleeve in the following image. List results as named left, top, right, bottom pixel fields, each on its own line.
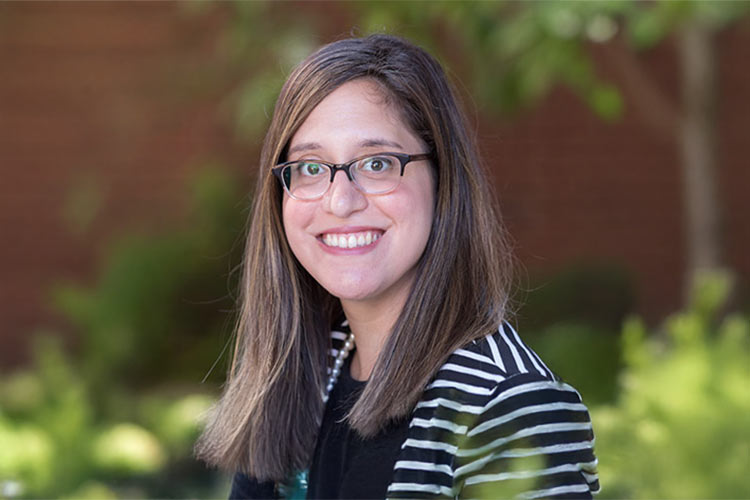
left=453, top=373, right=600, bottom=499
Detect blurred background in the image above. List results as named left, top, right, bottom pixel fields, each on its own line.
left=1, top=1, right=748, bottom=498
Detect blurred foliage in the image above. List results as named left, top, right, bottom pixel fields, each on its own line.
left=51, top=166, right=247, bottom=395
left=0, top=336, right=223, bottom=498
left=1, top=166, right=245, bottom=498
left=593, top=270, right=750, bottom=498
left=529, top=322, right=622, bottom=407
left=203, top=0, right=749, bottom=139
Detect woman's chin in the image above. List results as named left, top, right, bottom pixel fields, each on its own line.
left=318, top=271, right=415, bottom=308
left=315, top=275, right=383, bottom=304
left=325, top=285, right=380, bottom=303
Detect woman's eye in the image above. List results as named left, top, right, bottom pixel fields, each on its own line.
left=298, top=162, right=323, bottom=176
left=360, top=156, right=394, bottom=173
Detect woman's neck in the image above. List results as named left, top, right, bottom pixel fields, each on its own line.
left=340, top=284, right=411, bottom=382
left=345, top=313, right=389, bottom=382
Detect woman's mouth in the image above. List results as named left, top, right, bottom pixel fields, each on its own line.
left=319, top=230, right=383, bottom=249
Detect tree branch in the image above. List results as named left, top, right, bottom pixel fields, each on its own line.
left=596, top=34, right=681, bottom=142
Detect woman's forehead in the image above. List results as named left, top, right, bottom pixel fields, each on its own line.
left=287, top=80, right=422, bottom=159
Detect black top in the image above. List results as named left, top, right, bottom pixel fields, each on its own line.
left=228, top=355, right=409, bottom=500
left=229, top=474, right=275, bottom=500
left=306, top=354, right=409, bottom=499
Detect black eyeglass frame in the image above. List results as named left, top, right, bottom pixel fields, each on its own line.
left=271, top=151, right=433, bottom=199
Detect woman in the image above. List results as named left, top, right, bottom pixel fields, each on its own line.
left=197, top=34, right=599, bottom=499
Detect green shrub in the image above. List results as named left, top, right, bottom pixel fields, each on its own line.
left=526, top=322, right=621, bottom=405
left=91, top=424, right=166, bottom=475
left=0, top=336, right=226, bottom=499
left=593, top=271, right=750, bottom=498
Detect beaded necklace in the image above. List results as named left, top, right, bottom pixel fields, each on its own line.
left=323, top=332, right=355, bottom=403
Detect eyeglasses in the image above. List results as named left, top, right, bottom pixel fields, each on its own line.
left=272, top=151, right=432, bottom=201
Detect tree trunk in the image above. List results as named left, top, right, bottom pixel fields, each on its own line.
left=678, top=20, right=723, bottom=301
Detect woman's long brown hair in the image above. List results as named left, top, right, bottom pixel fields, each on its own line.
left=196, top=34, right=513, bottom=481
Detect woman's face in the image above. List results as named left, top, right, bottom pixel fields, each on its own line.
left=281, top=79, right=435, bottom=307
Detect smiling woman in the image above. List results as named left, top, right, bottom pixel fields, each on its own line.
left=196, top=34, right=599, bottom=499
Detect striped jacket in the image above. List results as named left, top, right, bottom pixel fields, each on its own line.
left=329, top=322, right=600, bottom=499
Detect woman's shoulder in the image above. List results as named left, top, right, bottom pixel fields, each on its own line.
left=447, top=322, right=600, bottom=498
left=434, top=321, right=559, bottom=392
left=392, top=323, right=600, bottom=498
left=417, top=321, right=584, bottom=428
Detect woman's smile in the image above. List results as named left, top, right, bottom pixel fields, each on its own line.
left=318, top=228, right=383, bottom=250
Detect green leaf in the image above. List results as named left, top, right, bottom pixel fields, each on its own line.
left=588, top=84, right=624, bottom=121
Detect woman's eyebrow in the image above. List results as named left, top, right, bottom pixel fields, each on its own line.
left=287, top=142, right=321, bottom=155
left=287, top=138, right=404, bottom=157
left=359, top=138, right=403, bottom=149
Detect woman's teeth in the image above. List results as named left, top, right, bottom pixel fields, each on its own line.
left=322, top=231, right=381, bottom=249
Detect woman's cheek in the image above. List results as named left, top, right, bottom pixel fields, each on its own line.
left=281, top=198, right=313, bottom=259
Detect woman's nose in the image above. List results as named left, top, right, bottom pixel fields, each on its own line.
left=322, top=169, right=367, bottom=217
